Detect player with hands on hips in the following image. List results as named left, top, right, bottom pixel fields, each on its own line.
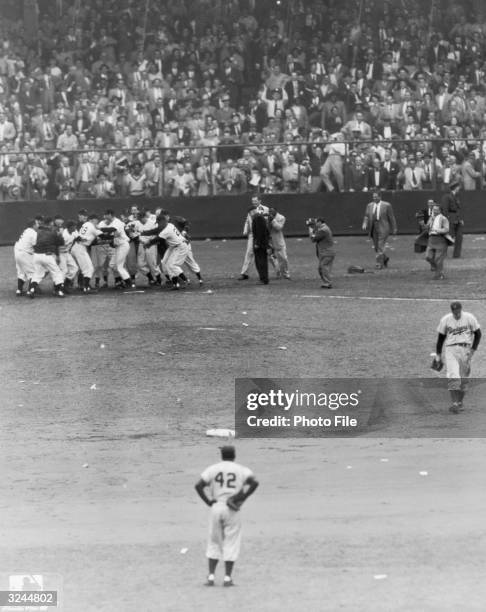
left=434, top=301, right=481, bottom=413
left=195, top=446, right=259, bottom=587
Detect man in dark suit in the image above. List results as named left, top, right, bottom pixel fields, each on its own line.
left=362, top=189, right=397, bottom=269
left=382, top=150, right=400, bottom=190
left=441, top=182, right=463, bottom=258
left=365, top=158, right=389, bottom=190
left=90, top=110, right=113, bottom=144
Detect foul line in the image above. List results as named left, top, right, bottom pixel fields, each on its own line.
left=298, top=295, right=484, bottom=303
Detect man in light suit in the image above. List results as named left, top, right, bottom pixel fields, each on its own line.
left=401, top=158, right=426, bottom=190
left=362, top=189, right=397, bottom=269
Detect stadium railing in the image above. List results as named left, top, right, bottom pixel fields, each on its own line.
left=0, top=138, right=484, bottom=201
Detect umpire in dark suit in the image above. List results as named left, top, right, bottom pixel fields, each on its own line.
left=251, top=208, right=270, bottom=284
left=441, top=182, right=463, bottom=258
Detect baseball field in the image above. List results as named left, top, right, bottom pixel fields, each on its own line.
left=1, top=234, right=486, bottom=612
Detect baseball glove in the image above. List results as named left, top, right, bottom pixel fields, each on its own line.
left=430, top=356, right=443, bottom=371
left=226, top=490, right=246, bottom=512
left=347, top=265, right=365, bottom=274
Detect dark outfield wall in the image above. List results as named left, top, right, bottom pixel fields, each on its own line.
left=0, top=191, right=484, bottom=244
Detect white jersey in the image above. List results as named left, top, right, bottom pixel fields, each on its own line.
left=60, top=228, right=78, bottom=253
left=15, top=227, right=37, bottom=253
left=201, top=461, right=254, bottom=503
left=133, top=219, right=158, bottom=245
left=105, top=217, right=129, bottom=246
left=437, top=312, right=480, bottom=347
left=159, top=222, right=184, bottom=247
left=78, top=221, right=101, bottom=246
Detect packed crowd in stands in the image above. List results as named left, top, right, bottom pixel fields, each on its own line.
left=1, top=0, right=486, bottom=200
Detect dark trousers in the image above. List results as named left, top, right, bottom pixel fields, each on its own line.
left=253, top=248, right=269, bottom=283
left=450, top=221, right=463, bottom=258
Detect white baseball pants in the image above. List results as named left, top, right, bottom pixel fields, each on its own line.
left=161, top=243, right=189, bottom=278
left=14, top=248, right=34, bottom=281
left=59, top=252, right=79, bottom=281
left=71, top=243, right=94, bottom=278
left=184, top=243, right=201, bottom=274
left=206, top=501, right=242, bottom=562
left=109, top=242, right=130, bottom=280
left=137, top=244, right=161, bottom=277
left=32, top=253, right=64, bottom=285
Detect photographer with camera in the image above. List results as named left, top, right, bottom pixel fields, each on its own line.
left=307, top=217, right=335, bottom=289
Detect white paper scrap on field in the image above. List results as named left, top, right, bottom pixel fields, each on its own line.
left=206, top=428, right=235, bottom=438
left=373, top=574, right=387, bottom=580
left=90, top=383, right=97, bottom=390
left=278, top=346, right=287, bottom=350
left=180, top=548, right=189, bottom=554
left=419, top=471, right=428, bottom=476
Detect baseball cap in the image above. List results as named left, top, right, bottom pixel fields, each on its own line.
left=450, top=301, right=462, bottom=310
left=220, top=445, right=236, bottom=459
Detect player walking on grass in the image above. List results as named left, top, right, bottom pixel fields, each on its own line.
left=195, top=446, right=259, bottom=587
left=434, top=301, right=481, bottom=414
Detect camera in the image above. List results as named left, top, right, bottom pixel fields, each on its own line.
left=305, top=218, right=317, bottom=227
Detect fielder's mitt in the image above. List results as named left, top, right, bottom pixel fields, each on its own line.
left=430, top=356, right=444, bottom=372
left=226, top=490, right=246, bottom=512
left=347, top=265, right=365, bottom=274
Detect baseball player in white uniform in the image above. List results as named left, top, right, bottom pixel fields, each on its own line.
left=103, top=209, right=133, bottom=288
left=14, top=217, right=41, bottom=295
left=132, top=210, right=162, bottom=285
left=59, top=221, right=79, bottom=290
left=71, top=214, right=102, bottom=293
left=195, top=446, right=259, bottom=587
left=91, top=218, right=114, bottom=289
left=158, top=217, right=189, bottom=290
left=435, top=301, right=481, bottom=413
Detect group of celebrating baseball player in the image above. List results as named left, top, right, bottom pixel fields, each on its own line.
left=13, top=205, right=203, bottom=298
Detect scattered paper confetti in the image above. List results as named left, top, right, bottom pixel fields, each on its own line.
left=374, top=575, right=387, bottom=580
left=241, top=311, right=247, bottom=315
left=278, top=346, right=287, bottom=350
left=100, top=344, right=105, bottom=349
left=242, top=323, right=249, bottom=327
left=82, top=463, right=89, bottom=468
left=199, top=327, right=221, bottom=331
left=180, top=548, right=189, bottom=554
left=90, top=384, right=97, bottom=390
left=204, top=290, right=213, bottom=294
left=419, top=471, right=428, bottom=476
left=176, top=398, right=182, bottom=403
left=380, top=458, right=389, bottom=462
left=346, top=465, right=353, bottom=469
left=19, top=380, right=25, bottom=383
left=157, top=351, right=166, bottom=356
